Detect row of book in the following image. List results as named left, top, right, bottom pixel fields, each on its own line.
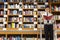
left=8, top=23, right=22, bottom=28
left=0, top=36, right=6, bottom=40
left=0, top=0, right=60, bottom=2
left=24, top=17, right=37, bottom=22
left=0, top=11, right=4, bottom=15
left=38, top=5, right=45, bottom=9
left=0, top=0, right=6, bottom=2
left=0, top=24, right=5, bottom=28
left=38, top=11, right=45, bottom=15
left=0, top=17, right=6, bottom=22
left=57, top=23, right=60, bottom=28
left=52, top=6, right=60, bottom=11
left=0, top=5, right=4, bottom=8
left=8, top=0, right=22, bottom=2
left=51, top=0, right=60, bottom=2
left=8, top=4, right=22, bottom=9
left=8, top=36, right=21, bottom=40
left=8, top=17, right=22, bottom=22
left=26, top=38, right=37, bottom=40
left=24, top=24, right=36, bottom=28
left=23, top=10, right=33, bottom=15
left=54, top=15, right=60, bottom=20
left=8, top=10, right=22, bottom=15
left=24, top=4, right=37, bottom=9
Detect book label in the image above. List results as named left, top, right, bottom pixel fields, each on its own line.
left=3, top=22, right=7, bottom=24
left=19, top=15, right=22, bottom=17
left=19, top=22, right=22, bottom=24
left=34, top=8, right=37, bottom=11
left=34, top=2, right=37, bottom=4
left=34, top=15, right=37, bottom=17
left=18, top=28, right=22, bottom=30
left=34, top=28, right=37, bottom=30
left=3, top=28, right=6, bottom=30
left=4, top=15, right=7, bottom=17
left=45, top=2, right=48, bottom=5
left=34, top=22, right=37, bottom=24
left=19, top=2, right=22, bottom=4
left=4, top=2, right=8, bottom=4
left=19, top=9, right=22, bottom=11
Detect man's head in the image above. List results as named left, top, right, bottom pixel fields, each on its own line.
left=45, top=5, right=50, bottom=12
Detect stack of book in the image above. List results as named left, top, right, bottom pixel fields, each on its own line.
left=52, top=6, right=60, bottom=11
left=0, top=24, right=5, bottom=28
left=0, top=17, right=6, bottom=22
left=8, top=10, right=22, bottom=15
left=0, top=11, right=4, bottom=15
left=57, top=15, right=60, bottom=20
left=0, top=36, right=6, bottom=40
left=38, top=5, right=45, bottom=9
left=56, top=23, right=60, bottom=28
left=38, top=24, right=44, bottom=28
left=8, top=23, right=19, bottom=28
left=24, top=24, right=36, bottom=28
left=9, top=17, right=19, bottom=22
left=8, top=36, right=21, bottom=40
left=0, top=0, right=6, bottom=2
left=0, top=4, right=4, bottom=8
left=23, top=10, right=33, bottom=15
left=8, top=4, right=20, bottom=9
left=8, top=0, right=19, bottom=2
left=54, top=15, right=58, bottom=20
left=24, top=17, right=36, bottom=22
left=24, top=4, right=36, bottom=9
left=38, top=11, right=45, bottom=15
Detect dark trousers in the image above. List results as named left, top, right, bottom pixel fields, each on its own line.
left=44, top=24, right=53, bottom=40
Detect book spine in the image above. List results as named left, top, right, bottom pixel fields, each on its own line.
left=12, top=23, right=15, bottom=28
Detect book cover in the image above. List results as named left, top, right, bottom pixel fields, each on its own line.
left=34, top=11, right=36, bottom=15
left=11, top=22, right=15, bottom=28
left=9, top=36, right=12, bottom=40
left=17, top=36, right=20, bottom=40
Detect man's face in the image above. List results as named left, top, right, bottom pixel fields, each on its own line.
left=45, top=8, right=50, bottom=12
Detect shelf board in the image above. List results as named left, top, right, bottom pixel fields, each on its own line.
left=0, top=15, right=3, bottom=16
left=8, top=21, right=18, bottom=23
left=51, top=2, right=60, bottom=4
left=8, top=2, right=19, bottom=4
left=0, top=8, right=4, bottom=10
left=23, top=2, right=33, bottom=4
left=23, top=22, right=34, bottom=24
left=38, top=8, right=45, bottom=11
left=8, top=8, right=19, bottom=10
left=0, top=2, right=4, bottom=4
left=56, top=19, right=60, bottom=21
left=37, top=2, right=44, bottom=4
left=8, top=15, right=18, bottom=16
left=23, top=15, right=33, bottom=17
left=23, top=9, right=33, bottom=10
left=52, top=11, right=60, bottom=12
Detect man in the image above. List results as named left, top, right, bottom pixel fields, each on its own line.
left=41, top=5, right=55, bottom=40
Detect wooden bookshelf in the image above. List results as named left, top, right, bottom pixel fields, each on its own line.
left=0, top=0, right=60, bottom=40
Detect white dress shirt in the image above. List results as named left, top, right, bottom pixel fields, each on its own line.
left=41, top=12, right=54, bottom=24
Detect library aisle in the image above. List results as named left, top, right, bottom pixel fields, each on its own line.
left=0, top=0, right=60, bottom=40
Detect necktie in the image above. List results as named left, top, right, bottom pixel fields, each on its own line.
left=47, top=12, right=49, bottom=23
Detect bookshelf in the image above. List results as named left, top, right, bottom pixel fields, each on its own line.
left=0, top=0, right=60, bottom=40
